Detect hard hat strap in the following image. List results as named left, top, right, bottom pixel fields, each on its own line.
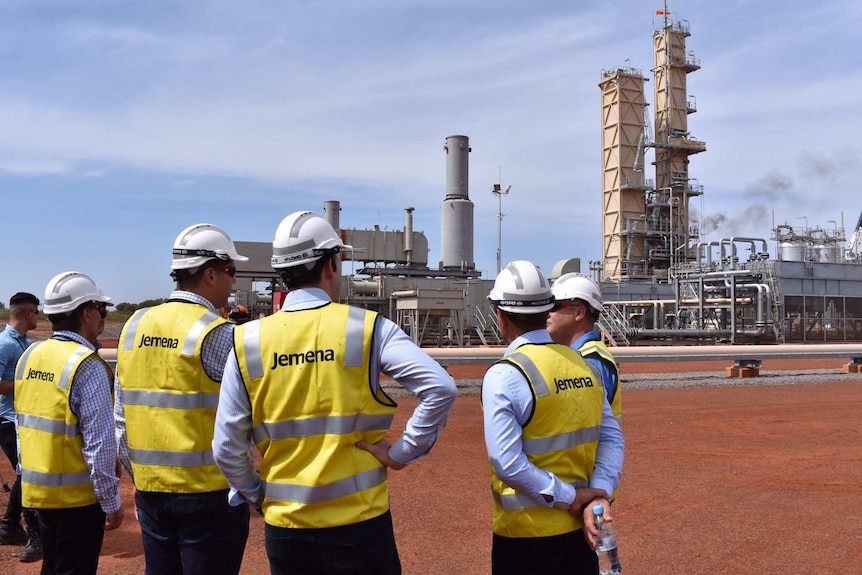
left=173, top=248, right=230, bottom=260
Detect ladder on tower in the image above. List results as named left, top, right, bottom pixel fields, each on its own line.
left=761, top=260, right=785, bottom=342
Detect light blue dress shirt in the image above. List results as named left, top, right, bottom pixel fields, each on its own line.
left=212, top=287, right=458, bottom=507
left=482, top=329, right=624, bottom=509
left=0, top=324, right=30, bottom=423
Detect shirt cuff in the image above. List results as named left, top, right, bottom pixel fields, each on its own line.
left=100, top=492, right=123, bottom=515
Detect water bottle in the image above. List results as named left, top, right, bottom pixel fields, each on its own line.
left=593, top=504, right=622, bottom=575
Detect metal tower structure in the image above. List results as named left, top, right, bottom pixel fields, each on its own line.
left=599, top=5, right=705, bottom=282
left=599, top=66, right=651, bottom=281
left=649, top=8, right=706, bottom=275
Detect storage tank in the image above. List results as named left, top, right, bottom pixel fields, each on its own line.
left=440, top=135, right=475, bottom=270
left=779, top=240, right=807, bottom=262
left=814, top=242, right=841, bottom=263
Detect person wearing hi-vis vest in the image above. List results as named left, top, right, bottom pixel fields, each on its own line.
left=15, top=271, right=124, bottom=575
left=212, top=210, right=457, bottom=575
left=546, top=273, right=621, bottom=420
left=482, top=261, right=624, bottom=575
left=114, top=223, right=250, bottom=575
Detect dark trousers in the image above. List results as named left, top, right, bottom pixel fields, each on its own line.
left=264, top=510, right=401, bottom=575
left=136, top=488, right=249, bottom=575
left=0, top=418, right=38, bottom=533
left=492, top=529, right=599, bottom=575
left=39, top=503, right=106, bottom=575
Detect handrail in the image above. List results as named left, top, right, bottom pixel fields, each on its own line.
left=100, top=343, right=862, bottom=367
left=413, top=344, right=862, bottom=366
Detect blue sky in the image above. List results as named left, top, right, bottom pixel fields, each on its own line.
left=1, top=0, right=860, bottom=305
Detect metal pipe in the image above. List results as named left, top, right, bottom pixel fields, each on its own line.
left=417, top=343, right=862, bottom=364
left=100, top=344, right=862, bottom=367
left=729, top=236, right=769, bottom=259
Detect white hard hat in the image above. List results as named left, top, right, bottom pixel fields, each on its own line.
left=488, top=260, right=555, bottom=314
left=551, top=273, right=603, bottom=313
left=43, top=271, right=113, bottom=315
left=171, top=223, right=249, bottom=271
left=271, top=211, right=352, bottom=269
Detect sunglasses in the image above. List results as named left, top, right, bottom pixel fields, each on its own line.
left=217, top=265, right=237, bottom=278
left=91, top=301, right=108, bottom=319
left=551, top=300, right=585, bottom=313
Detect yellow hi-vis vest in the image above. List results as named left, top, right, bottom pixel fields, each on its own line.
left=234, top=303, right=397, bottom=529
left=117, top=302, right=229, bottom=493
left=578, top=339, right=622, bottom=419
left=489, top=342, right=605, bottom=538
left=14, top=339, right=113, bottom=509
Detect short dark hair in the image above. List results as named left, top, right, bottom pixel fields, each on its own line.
left=48, top=302, right=90, bottom=332
left=173, top=259, right=230, bottom=290
left=499, top=309, right=549, bottom=331
left=9, top=292, right=39, bottom=308
left=278, top=254, right=336, bottom=290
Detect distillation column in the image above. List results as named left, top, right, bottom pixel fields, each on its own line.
left=650, top=14, right=706, bottom=275
left=599, top=67, right=650, bottom=281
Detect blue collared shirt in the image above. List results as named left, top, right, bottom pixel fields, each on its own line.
left=213, top=287, right=458, bottom=506
left=0, top=324, right=31, bottom=423
left=482, top=329, right=624, bottom=509
left=572, top=330, right=619, bottom=405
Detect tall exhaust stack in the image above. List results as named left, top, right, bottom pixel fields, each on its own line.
left=323, top=200, right=340, bottom=230
left=440, top=135, right=475, bottom=270
left=404, top=206, right=415, bottom=267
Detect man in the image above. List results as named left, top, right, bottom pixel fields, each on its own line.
left=547, top=273, right=621, bottom=418
left=15, top=272, right=124, bottom=575
left=114, top=223, right=250, bottom=575
left=0, top=292, right=42, bottom=563
left=213, top=210, right=458, bottom=575
left=482, top=261, right=624, bottom=575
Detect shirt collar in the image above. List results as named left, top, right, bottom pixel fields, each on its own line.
left=505, top=328, right=553, bottom=356
left=169, top=290, right=218, bottom=312
left=282, top=287, right=332, bottom=311
left=52, top=330, right=96, bottom=351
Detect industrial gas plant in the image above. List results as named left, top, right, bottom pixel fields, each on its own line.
left=231, top=11, right=862, bottom=347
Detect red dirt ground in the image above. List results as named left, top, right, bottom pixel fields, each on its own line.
left=2, top=357, right=860, bottom=574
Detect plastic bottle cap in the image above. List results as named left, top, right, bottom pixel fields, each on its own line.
left=592, top=504, right=604, bottom=515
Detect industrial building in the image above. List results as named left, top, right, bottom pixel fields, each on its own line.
left=231, top=10, right=862, bottom=347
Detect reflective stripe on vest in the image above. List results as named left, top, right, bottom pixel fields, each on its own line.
left=263, top=467, right=387, bottom=505
left=122, top=389, right=220, bottom=410
left=522, top=425, right=601, bottom=456
left=578, top=339, right=621, bottom=418
left=490, top=342, right=604, bottom=538
left=237, top=304, right=396, bottom=529
left=241, top=306, right=368, bottom=380
left=15, top=342, right=90, bottom=392
left=15, top=340, right=103, bottom=509
left=129, top=448, right=215, bottom=467
left=252, top=413, right=394, bottom=444
left=117, top=303, right=229, bottom=493
left=492, top=480, right=589, bottom=510
left=507, top=351, right=551, bottom=397
left=17, top=413, right=79, bottom=438
left=21, top=468, right=91, bottom=488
